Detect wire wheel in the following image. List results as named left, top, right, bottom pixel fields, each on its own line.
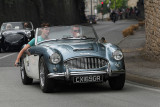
left=39, top=56, right=55, bottom=93
left=39, top=60, right=45, bottom=87
left=20, top=58, right=33, bottom=85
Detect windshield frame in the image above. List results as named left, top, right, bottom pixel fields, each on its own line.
left=35, top=25, right=99, bottom=46
left=0, top=21, right=34, bottom=32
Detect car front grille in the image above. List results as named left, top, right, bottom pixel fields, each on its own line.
left=64, top=57, right=108, bottom=69
left=5, top=34, right=24, bottom=43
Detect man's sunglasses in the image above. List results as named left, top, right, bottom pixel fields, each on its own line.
left=73, top=30, right=80, bottom=32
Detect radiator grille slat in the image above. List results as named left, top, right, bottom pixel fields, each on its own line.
left=65, top=57, right=107, bottom=69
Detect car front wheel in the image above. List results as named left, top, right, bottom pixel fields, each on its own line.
left=2, top=43, right=10, bottom=52
left=39, top=56, right=55, bottom=93
left=20, top=58, right=33, bottom=85
left=108, top=74, right=125, bottom=90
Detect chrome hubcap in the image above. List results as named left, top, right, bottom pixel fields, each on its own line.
left=40, top=62, right=45, bottom=87
left=21, top=61, right=25, bottom=79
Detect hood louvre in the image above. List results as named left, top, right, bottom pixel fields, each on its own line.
left=73, top=47, right=93, bottom=51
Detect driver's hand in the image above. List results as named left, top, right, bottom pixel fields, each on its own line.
left=14, top=60, right=20, bottom=67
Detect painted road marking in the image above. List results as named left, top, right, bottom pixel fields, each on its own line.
left=126, top=82, right=160, bottom=93
left=0, top=53, right=16, bottom=60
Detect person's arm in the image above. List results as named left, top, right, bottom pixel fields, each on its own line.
left=14, top=38, right=35, bottom=66
left=14, top=44, right=31, bottom=66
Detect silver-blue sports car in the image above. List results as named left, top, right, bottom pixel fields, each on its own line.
left=20, top=25, right=125, bottom=93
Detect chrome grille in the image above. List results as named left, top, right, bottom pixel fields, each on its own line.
left=64, top=57, right=108, bottom=69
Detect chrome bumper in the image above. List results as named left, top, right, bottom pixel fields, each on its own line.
left=48, top=70, right=109, bottom=79
left=47, top=65, right=125, bottom=79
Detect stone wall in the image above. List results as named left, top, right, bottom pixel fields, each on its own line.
left=144, top=0, right=160, bottom=60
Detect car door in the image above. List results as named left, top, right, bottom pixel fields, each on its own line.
left=24, top=54, right=39, bottom=79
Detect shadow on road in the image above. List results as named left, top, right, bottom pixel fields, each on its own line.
left=30, top=80, right=131, bottom=94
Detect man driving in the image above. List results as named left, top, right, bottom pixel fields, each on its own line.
left=6, top=23, right=12, bottom=30
left=71, top=25, right=81, bottom=38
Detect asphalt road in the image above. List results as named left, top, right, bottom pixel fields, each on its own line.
left=1, top=67, right=160, bottom=107
left=94, top=20, right=138, bottom=44
left=1, top=20, right=160, bottom=107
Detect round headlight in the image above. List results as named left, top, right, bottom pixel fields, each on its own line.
left=113, top=50, right=123, bottom=60
left=49, top=53, right=61, bottom=64
left=26, top=31, right=31, bottom=38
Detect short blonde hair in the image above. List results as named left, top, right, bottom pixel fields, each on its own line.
left=6, top=23, right=12, bottom=29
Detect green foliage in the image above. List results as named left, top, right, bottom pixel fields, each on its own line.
left=97, top=2, right=110, bottom=14
left=104, top=0, right=128, bottom=10
left=97, top=0, right=128, bottom=14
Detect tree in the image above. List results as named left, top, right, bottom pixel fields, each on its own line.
left=97, top=2, right=110, bottom=15
left=105, top=0, right=128, bottom=9
left=97, top=0, right=128, bottom=14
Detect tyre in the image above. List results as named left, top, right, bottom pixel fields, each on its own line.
left=39, top=56, right=54, bottom=93
left=2, top=43, right=10, bottom=52
left=108, top=74, right=125, bottom=90
left=20, top=58, right=33, bottom=85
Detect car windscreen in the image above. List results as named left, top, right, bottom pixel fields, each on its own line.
left=1, top=22, right=33, bottom=31
left=35, top=25, right=98, bottom=45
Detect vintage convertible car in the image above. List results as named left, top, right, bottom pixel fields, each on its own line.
left=0, top=22, right=34, bottom=52
left=20, top=25, right=125, bottom=93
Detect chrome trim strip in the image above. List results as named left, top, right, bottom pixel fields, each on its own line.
left=70, top=71, right=107, bottom=75
left=48, top=71, right=108, bottom=78
left=73, top=48, right=93, bottom=51
left=47, top=70, right=125, bottom=79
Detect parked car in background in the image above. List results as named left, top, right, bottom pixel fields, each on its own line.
left=19, top=25, right=125, bottom=93
left=87, top=15, right=97, bottom=24
left=0, top=22, right=34, bottom=52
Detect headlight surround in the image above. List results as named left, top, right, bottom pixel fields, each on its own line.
left=112, top=50, right=123, bottom=60
left=26, top=31, right=31, bottom=38
left=49, top=53, right=61, bottom=64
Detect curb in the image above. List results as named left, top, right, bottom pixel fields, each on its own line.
left=126, top=73, right=160, bottom=87
left=116, top=26, right=157, bottom=87
left=117, top=26, right=145, bottom=46
left=117, top=35, right=130, bottom=46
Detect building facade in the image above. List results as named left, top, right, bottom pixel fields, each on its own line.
left=128, top=0, right=139, bottom=7
left=84, top=0, right=100, bottom=16
left=144, top=0, right=160, bottom=60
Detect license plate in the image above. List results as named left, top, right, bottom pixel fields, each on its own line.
left=73, top=75, right=103, bottom=83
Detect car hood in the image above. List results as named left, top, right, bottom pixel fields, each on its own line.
left=3, top=33, right=24, bottom=43
left=2, top=29, right=29, bottom=36
left=46, top=42, right=106, bottom=60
